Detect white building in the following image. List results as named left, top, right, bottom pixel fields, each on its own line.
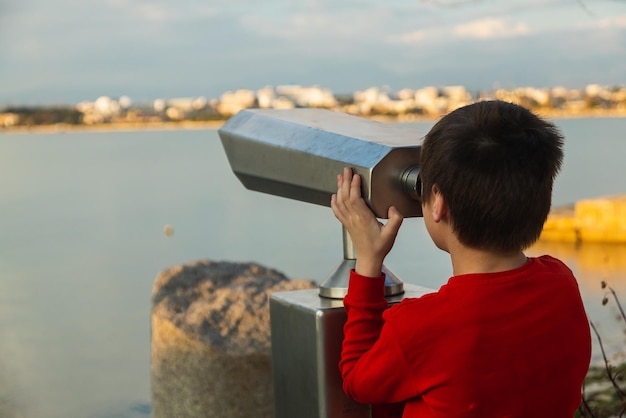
left=76, top=96, right=121, bottom=124
left=276, top=85, right=337, bottom=108
left=442, top=86, right=470, bottom=104
left=257, top=86, right=276, bottom=109
left=217, top=89, right=256, bottom=116
left=154, top=99, right=166, bottom=113
left=119, top=96, right=132, bottom=109
left=354, top=87, right=390, bottom=105
left=0, top=113, right=19, bottom=127
left=166, top=97, right=207, bottom=112
left=94, top=96, right=120, bottom=116
left=414, top=87, right=445, bottom=115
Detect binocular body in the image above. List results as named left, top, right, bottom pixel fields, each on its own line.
left=219, top=108, right=423, bottom=219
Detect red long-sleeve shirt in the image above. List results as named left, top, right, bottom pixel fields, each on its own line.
left=340, top=255, right=591, bottom=418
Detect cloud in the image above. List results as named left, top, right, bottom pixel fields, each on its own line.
left=453, top=17, right=530, bottom=39
left=1, top=0, right=625, bottom=105
left=124, top=1, right=217, bottom=22
left=386, top=30, right=429, bottom=44
left=385, top=16, right=532, bottom=45
left=237, top=5, right=396, bottom=58
left=240, top=5, right=392, bottom=41
left=135, top=3, right=171, bottom=21
left=596, top=14, right=626, bottom=29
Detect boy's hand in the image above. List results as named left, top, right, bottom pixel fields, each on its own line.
left=331, top=167, right=404, bottom=278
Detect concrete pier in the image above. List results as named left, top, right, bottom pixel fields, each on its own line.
left=540, top=195, right=626, bottom=243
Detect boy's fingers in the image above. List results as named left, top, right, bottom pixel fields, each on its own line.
left=336, top=170, right=347, bottom=202
left=336, top=168, right=357, bottom=204
left=384, top=206, right=404, bottom=237
left=334, top=167, right=376, bottom=225
left=331, top=194, right=345, bottom=219
left=349, top=171, right=362, bottom=202
left=341, top=167, right=353, bottom=198
left=334, top=175, right=344, bottom=205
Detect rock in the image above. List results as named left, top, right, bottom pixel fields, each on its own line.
left=150, top=260, right=317, bottom=418
left=0, top=358, right=25, bottom=418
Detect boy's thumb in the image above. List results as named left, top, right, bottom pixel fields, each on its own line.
left=386, top=206, right=404, bottom=234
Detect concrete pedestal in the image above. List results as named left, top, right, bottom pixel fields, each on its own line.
left=270, top=284, right=434, bottom=418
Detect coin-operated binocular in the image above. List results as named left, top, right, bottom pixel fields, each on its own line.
left=219, top=109, right=434, bottom=418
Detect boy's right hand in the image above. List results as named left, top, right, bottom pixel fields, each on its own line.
left=331, top=167, right=404, bottom=278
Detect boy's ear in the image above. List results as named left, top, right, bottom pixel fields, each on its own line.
left=431, top=185, right=448, bottom=222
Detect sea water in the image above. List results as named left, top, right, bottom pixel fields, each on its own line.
left=0, top=117, right=625, bottom=417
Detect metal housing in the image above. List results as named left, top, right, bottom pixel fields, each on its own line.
left=219, top=108, right=423, bottom=219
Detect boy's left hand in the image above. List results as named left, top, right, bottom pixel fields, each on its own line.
left=331, top=167, right=404, bottom=278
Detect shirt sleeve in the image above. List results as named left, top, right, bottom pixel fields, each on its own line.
left=339, top=270, right=416, bottom=406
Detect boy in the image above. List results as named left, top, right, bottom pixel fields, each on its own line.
left=330, top=100, right=591, bottom=418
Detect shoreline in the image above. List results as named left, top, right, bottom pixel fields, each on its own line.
left=2, top=109, right=625, bottom=135
left=0, top=120, right=226, bottom=135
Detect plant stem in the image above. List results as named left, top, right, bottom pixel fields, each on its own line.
left=590, top=321, right=626, bottom=400
left=609, top=286, right=626, bottom=324
left=579, top=383, right=596, bottom=418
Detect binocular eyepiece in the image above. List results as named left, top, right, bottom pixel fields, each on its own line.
left=219, top=108, right=423, bottom=219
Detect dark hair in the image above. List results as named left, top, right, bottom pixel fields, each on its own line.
left=419, top=100, right=563, bottom=252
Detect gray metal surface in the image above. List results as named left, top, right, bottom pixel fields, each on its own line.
left=270, top=284, right=435, bottom=418
left=218, top=108, right=423, bottom=219
left=319, top=259, right=404, bottom=299
left=319, top=226, right=403, bottom=299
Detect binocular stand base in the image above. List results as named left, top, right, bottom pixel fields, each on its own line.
left=318, top=259, right=404, bottom=299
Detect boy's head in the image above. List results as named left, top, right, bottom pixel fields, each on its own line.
left=419, top=100, right=564, bottom=253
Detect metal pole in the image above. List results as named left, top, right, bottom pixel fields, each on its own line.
left=318, top=226, right=404, bottom=299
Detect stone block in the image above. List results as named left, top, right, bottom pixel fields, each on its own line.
left=151, top=260, right=317, bottom=418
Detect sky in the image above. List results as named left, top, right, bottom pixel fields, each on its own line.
left=0, top=0, right=625, bottom=106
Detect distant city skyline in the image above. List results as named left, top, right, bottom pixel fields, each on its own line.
left=1, top=0, right=625, bottom=106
